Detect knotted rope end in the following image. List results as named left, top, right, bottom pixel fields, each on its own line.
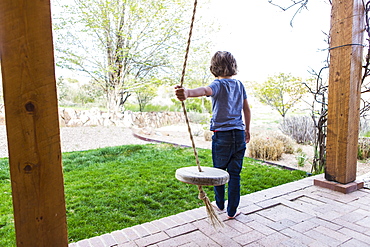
left=198, top=185, right=224, bottom=228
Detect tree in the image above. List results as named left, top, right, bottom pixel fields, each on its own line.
left=56, top=77, right=104, bottom=107
left=170, top=55, right=213, bottom=114
left=251, top=73, right=307, bottom=118
left=134, top=81, right=159, bottom=112
left=268, top=0, right=310, bottom=26
left=53, top=0, right=198, bottom=112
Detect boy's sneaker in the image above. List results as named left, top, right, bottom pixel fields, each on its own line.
left=227, top=211, right=241, bottom=219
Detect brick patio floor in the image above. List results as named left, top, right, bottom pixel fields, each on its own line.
left=69, top=173, right=370, bottom=247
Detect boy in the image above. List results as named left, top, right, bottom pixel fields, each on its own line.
left=175, top=51, right=251, bottom=219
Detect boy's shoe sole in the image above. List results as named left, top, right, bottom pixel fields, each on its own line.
left=227, top=211, right=241, bottom=219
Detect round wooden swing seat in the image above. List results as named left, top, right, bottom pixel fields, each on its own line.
left=175, top=166, right=229, bottom=186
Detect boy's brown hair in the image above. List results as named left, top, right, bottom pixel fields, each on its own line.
left=209, top=51, right=238, bottom=77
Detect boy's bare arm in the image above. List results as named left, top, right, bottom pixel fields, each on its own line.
left=243, top=99, right=251, bottom=143
left=175, top=86, right=212, bottom=101
left=187, top=87, right=213, bottom=97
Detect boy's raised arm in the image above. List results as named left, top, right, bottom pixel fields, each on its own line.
left=175, top=85, right=212, bottom=101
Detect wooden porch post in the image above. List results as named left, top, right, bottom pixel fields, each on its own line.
left=0, top=0, right=68, bottom=246
left=325, top=0, right=364, bottom=184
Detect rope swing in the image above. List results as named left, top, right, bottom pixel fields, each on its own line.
left=175, top=0, right=229, bottom=228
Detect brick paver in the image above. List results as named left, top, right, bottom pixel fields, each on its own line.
left=71, top=174, right=370, bottom=247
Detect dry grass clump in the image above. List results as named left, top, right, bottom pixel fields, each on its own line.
left=270, top=132, right=295, bottom=154
left=248, top=135, right=284, bottom=161
left=248, top=131, right=296, bottom=161
left=358, top=137, right=370, bottom=159
left=204, top=130, right=213, bottom=141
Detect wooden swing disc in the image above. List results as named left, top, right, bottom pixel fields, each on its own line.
left=175, top=166, right=229, bottom=186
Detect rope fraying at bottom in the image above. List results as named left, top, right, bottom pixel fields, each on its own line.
left=197, top=185, right=224, bottom=228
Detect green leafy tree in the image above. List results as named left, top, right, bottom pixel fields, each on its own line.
left=53, top=0, right=199, bottom=112
left=56, top=76, right=68, bottom=103
left=170, top=40, right=215, bottom=114
left=57, top=77, right=104, bottom=107
left=185, top=97, right=212, bottom=113
left=252, top=73, right=307, bottom=118
left=134, top=81, right=160, bottom=112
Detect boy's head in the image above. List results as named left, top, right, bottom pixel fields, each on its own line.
left=209, top=51, right=238, bottom=77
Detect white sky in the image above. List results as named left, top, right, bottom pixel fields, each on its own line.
left=200, top=0, right=332, bottom=83
left=51, top=0, right=332, bottom=84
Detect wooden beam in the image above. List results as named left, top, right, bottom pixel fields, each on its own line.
left=0, top=0, right=68, bottom=246
left=326, top=0, right=364, bottom=184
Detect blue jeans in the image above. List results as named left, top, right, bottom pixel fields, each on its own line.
left=212, top=130, right=246, bottom=217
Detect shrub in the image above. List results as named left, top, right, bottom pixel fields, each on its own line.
left=270, top=131, right=295, bottom=154
left=204, top=130, right=213, bottom=141
left=279, top=115, right=315, bottom=144
left=296, top=152, right=307, bottom=167
left=248, top=135, right=284, bottom=161
left=187, top=112, right=211, bottom=125
left=124, top=103, right=177, bottom=112
left=358, top=137, right=370, bottom=159
left=360, top=118, right=370, bottom=137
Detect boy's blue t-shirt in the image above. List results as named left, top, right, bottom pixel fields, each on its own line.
left=208, top=79, right=247, bottom=131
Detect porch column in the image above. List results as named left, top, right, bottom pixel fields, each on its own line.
left=0, top=0, right=68, bottom=246
left=326, top=0, right=364, bottom=184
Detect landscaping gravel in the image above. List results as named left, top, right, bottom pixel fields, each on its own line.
left=0, top=125, right=150, bottom=158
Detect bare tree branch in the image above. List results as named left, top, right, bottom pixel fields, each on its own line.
left=268, top=0, right=309, bottom=26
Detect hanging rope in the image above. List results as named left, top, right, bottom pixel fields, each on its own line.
left=179, top=0, right=223, bottom=228
left=179, top=0, right=201, bottom=173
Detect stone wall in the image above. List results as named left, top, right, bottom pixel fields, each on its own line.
left=59, top=107, right=185, bottom=128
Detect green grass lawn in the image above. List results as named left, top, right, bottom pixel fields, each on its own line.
left=0, top=144, right=308, bottom=245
